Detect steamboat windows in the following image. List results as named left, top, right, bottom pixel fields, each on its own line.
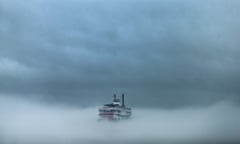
left=99, top=109, right=122, bottom=113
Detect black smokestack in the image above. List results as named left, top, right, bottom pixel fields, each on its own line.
left=122, top=93, right=125, bottom=107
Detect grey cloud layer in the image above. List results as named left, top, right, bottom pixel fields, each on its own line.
left=0, top=0, right=240, bottom=107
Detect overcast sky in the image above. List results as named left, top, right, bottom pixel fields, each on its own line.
left=0, top=0, right=240, bottom=108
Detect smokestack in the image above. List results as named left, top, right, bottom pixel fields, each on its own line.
left=122, top=93, right=125, bottom=107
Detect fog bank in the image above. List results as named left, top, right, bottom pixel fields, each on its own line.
left=0, top=96, right=239, bottom=143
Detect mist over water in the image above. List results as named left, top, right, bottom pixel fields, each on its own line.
left=0, top=96, right=240, bottom=144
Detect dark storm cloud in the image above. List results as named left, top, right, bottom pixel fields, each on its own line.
left=0, top=0, right=240, bottom=107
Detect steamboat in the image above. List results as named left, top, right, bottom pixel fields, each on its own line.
left=98, top=93, right=132, bottom=121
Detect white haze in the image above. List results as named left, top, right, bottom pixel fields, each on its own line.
left=0, top=96, right=240, bottom=143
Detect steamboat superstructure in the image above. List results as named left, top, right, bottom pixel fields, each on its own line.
left=98, top=93, right=132, bottom=121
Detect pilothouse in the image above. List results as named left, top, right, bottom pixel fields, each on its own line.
left=98, top=93, right=132, bottom=121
